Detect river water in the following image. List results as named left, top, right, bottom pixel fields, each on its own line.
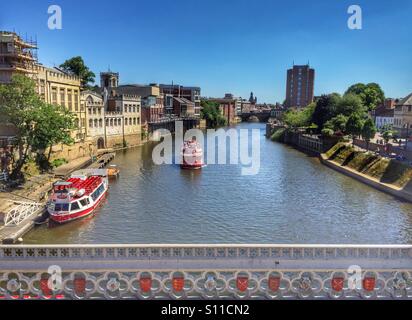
left=24, top=123, right=412, bottom=244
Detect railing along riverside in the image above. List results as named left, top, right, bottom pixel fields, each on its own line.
left=0, top=244, right=411, bottom=300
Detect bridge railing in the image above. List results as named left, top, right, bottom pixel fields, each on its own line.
left=0, top=244, right=411, bottom=299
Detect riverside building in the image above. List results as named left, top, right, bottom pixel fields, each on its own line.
left=285, top=64, right=315, bottom=109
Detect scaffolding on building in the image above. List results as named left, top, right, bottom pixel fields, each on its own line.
left=0, top=31, right=38, bottom=83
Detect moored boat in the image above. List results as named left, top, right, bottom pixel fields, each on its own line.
left=181, top=139, right=204, bottom=169
left=107, top=164, right=120, bottom=178
left=47, top=169, right=108, bottom=224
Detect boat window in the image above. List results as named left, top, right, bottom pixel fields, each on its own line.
left=91, top=190, right=99, bottom=201
left=80, top=198, right=89, bottom=206
left=71, top=202, right=80, bottom=211
left=54, top=203, right=70, bottom=212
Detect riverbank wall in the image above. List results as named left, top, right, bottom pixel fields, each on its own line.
left=266, top=123, right=339, bottom=154
left=320, top=154, right=412, bottom=202
left=266, top=123, right=412, bottom=202
left=320, top=144, right=412, bottom=203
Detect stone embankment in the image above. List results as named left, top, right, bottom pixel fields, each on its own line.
left=320, top=143, right=412, bottom=203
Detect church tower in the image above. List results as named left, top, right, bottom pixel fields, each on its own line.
left=100, top=71, right=119, bottom=92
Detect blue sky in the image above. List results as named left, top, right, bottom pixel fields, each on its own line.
left=1, top=0, right=411, bottom=103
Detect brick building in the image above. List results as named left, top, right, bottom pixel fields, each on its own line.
left=208, top=97, right=237, bottom=125
left=160, top=84, right=201, bottom=116
left=285, top=64, right=315, bottom=109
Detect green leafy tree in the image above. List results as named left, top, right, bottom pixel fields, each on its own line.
left=200, top=100, right=227, bottom=128
left=283, top=103, right=315, bottom=129
left=345, top=83, right=385, bottom=111
left=60, top=56, right=96, bottom=89
left=321, top=128, right=335, bottom=137
left=380, top=124, right=394, bottom=144
left=311, top=93, right=341, bottom=130
left=346, top=113, right=364, bottom=142
left=30, top=103, right=75, bottom=170
left=336, top=93, right=365, bottom=117
left=361, top=118, right=377, bottom=151
left=0, top=74, right=76, bottom=178
left=0, top=75, right=42, bottom=178
left=382, top=129, right=393, bottom=144
left=324, top=114, right=349, bottom=134
left=379, top=123, right=393, bottom=134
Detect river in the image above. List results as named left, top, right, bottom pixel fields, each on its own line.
left=24, top=123, right=412, bottom=244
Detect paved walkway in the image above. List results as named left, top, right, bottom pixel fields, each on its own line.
left=53, top=156, right=92, bottom=177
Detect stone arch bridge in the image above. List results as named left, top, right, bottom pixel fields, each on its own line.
left=240, top=111, right=272, bottom=123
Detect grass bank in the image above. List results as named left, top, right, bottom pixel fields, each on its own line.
left=325, top=143, right=412, bottom=189
left=270, top=128, right=286, bottom=142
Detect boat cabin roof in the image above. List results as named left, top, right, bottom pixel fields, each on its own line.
left=66, top=176, right=103, bottom=196
left=54, top=181, right=73, bottom=187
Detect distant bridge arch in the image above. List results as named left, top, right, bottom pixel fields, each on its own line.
left=240, top=111, right=271, bottom=123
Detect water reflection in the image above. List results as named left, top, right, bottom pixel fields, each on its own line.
left=24, top=123, right=412, bottom=244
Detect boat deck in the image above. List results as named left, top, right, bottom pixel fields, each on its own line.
left=65, top=177, right=102, bottom=196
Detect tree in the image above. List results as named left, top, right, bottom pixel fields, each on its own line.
left=321, top=128, right=335, bottom=137
left=380, top=124, right=394, bottom=144
left=311, top=93, right=341, bottom=130
left=0, top=75, right=43, bottom=178
left=30, top=103, right=75, bottom=170
left=382, top=129, right=393, bottom=145
left=346, top=113, right=364, bottom=142
left=0, top=74, right=76, bottom=178
left=200, top=100, right=227, bottom=128
left=283, top=103, right=315, bottom=129
left=60, top=56, right=95, bottom=88
left=345, top=83, right=385, bottom=111
left=323, top=114, right=349, bottom=134
left=361, top=118, right=377, bottom=151
left=379, top=123, right=393, bottom=134
left=336, top=93, right=365, bottom=117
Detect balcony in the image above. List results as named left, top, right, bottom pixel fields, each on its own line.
left=0, top=244, right=411, bottom=299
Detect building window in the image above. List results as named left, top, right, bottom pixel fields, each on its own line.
left=99, top=119, right=103, bottom=127
left=60, top=88, right=65, bottom=107
left=51, top=87, right=58, bottom=105
left=67, top=90, right=72, bottom=111
left=89, top=119, right=93, bottom=128
left=74, top=91, right=79, bottom=111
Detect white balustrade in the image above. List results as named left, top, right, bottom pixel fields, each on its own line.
left=0, top=244, right=411, bottom=299
left=4, top=201, right=42, bottom=226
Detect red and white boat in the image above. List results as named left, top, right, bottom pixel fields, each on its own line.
left=181, top=139, right=204, bottom=169
left=47, top=169, right=108, bottom=224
